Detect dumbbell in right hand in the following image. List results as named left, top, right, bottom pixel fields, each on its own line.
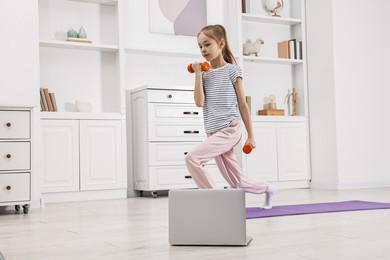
left=187, top=62, right=210, bottom=73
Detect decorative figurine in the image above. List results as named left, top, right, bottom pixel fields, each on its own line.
left=243, top=38, right=264, bottom=56
left=263, top=0, right=284, bottom=17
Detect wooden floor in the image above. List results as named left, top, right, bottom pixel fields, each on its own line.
left=1, top=188, right=390, bottom=260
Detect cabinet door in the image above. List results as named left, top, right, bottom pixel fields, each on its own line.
left=277, top=123, right=309, bottom=181
left=79, top=120, right=122, bottom=190
left=246, top=122, right=278, bottom=181
left=41, top=120, right=79, bottom=193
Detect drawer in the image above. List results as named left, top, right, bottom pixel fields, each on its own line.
left=0, top=173, right=30, bottom=202
left=150, top=165, right=226, bottom=188
left=0, top=142, right=31, bottom=171
left=0, top=110, right=30, bottom=139
left=148, top=103, right=203, bottom=123
left=149, top=124, right=206, bottom=141
left=149, top=142, right=216, bottom=166
left=147, top=89, right=194, bottom=104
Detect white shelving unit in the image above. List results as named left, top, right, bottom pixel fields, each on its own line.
left=238, top=0, right=311, bottom=188
left=38, top=0, right=127, bottom=202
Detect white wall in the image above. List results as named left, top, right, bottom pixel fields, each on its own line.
left=0, top=0, right=41, bottom=205
left=0, top=0, right=40, bottom=106
left=307, top=0, right=390, bottom=189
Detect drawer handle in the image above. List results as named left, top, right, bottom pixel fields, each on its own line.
left=184, top=130, right=199, bottom=134
left=167, top=94, right=173, bottom=99
left=6, top=185, right=11, bottom=191
left=6, top=154, right=11, bottom=159
left=184, top=152, right=188, bottom=155
left=183, top=111, right=199, bottom=115
left=184, top=176, right=192, bottom=179
left=6, top=122, right=12, bottom=127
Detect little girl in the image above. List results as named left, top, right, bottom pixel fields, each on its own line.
left=185, top=24, right=276, bottom=209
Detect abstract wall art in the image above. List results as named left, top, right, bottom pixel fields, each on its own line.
left=149, top=0, right=207, bottom=37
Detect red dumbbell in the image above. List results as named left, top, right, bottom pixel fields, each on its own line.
left=242, top=144, right=253, bottom=154
left=187, top=62, right=210, bottom=73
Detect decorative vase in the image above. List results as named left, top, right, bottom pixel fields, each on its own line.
left=67, top=29, right=78, bottom=38
left=78, top=26, right=87, bottom=38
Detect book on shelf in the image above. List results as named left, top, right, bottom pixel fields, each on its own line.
left=40, top=88, right=49, bottom=111
left=67, top=37, right=92, bottom=44
left=278, top=41, right=290, bottom=59
left=49, top=93, right=58, bottom=112
left=289, top=39, right=297, bottom=59
left=245, top=96, right=251, bottom=114
left=43, top=88, right=54, bottom=111
left=278, top=39, right=303, bottom=60
left=39, top=88, right=58, bottom=112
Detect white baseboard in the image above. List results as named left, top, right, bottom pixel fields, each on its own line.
left=310, top=181, right=390, bottom=190
left=41, top=189, right=127, bottom=204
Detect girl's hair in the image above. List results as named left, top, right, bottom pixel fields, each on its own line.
left=198, top=24, right=236, bottom=64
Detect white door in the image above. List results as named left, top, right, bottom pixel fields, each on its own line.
left=41, top=120, right=79, bottom=193
left=277, top=122, right=309, bottom=181
left=246, top=122, right=278, bottom=182
left=79, top=120, right=122, bottom=190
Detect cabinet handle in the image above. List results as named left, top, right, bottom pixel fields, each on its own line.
left=167, top=94, right=173, bottom=99
left=6, top=154, right=11, bottom=159
left=184, top=176, right=192, bottom=179
left=183, top=111, right=199, bottom=115
left=184, top=152, right=188, bottom=155
left=6, top=122, right=12, bottom=127
left=6, top=185, right=11, bottom=191
left=183, top=130, right=199, bottom=134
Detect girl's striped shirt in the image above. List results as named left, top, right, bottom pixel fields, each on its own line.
left=202, top=63, right=242, bottom=133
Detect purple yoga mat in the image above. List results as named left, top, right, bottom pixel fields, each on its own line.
left=246, top=200, right=390, bottom=219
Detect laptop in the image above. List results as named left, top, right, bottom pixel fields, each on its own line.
left=169, top=189, right=252, bottom=246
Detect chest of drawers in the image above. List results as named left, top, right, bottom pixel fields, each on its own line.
left=0, top=106, right=33, bottom=213
left=128, top=86, right=227, bottom=197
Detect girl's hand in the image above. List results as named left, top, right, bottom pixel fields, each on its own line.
left=192, top=62, right=203, bottom=74
left=245, top=137, right=256, bottom=149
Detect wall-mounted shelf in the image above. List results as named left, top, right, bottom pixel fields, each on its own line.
left=242, top=13, right=301, bottom=26
left=40, top=40, right=119, bottom=52
left=243, top=56, right=303, bottom=65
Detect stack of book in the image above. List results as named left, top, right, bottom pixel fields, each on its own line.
left=40, top=88, right=58, bottom=112
left=277, top=39, right=303, bottom=60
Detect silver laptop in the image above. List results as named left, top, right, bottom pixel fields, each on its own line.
left=169, top=189, right=252, bottom=246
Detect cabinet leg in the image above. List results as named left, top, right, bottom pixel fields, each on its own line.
left=15, top=205, right=21, bottom=212
left=22, top=204, right=30, bottom=214
left=139, top=191, right=144, bottom=197
left=151, top=191, right=158, bottom=198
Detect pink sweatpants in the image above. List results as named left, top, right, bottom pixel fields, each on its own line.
left=185, top=120, right=269, bottom=194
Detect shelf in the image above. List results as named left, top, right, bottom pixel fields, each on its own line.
left=66, top=0, right=118, bottom=5
left=40, top=40, right=119, bottom=52
left=125, top=47, right=203, bottom=59
left=243, top=56, right=303, bottom=65
left=242, top=14, right=301, bottom=26
left=40, top=112, right=122, bottom=120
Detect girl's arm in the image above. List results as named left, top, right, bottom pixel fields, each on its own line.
left=192, top=63, right=204, bottom=107
left=235, top=77, right=256, bottom=148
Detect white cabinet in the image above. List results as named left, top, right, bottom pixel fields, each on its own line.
left=37, top=0, right=127, bottom=200
left=245, top=120, right=310, bottom=188
left=41, top=119, right=124, bottom=201
left=128, top=86, right=227, bottom=197
left=0, top=106, right=33, bottom=214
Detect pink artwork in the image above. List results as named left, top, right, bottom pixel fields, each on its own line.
left=149, top=0, right=207, bottom=37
